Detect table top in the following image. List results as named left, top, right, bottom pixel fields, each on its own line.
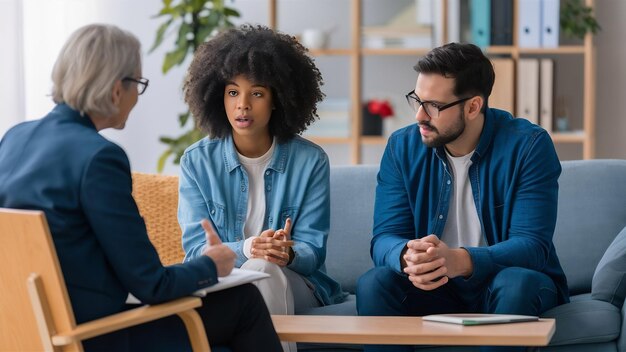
left=271, top=315, right=555, bottom=346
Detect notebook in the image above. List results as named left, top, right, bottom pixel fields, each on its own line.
left=422, top=313, right=539, bottom=326
left=126, top=268, right=270, bottom=304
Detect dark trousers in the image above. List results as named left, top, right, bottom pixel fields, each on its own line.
left=356, top=267, right=559, bottom=352
left=84, top=283, right=282, bottom=352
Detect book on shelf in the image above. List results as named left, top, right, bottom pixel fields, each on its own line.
left=361, top=26, right=432, bottom=49
left=541, top=0, right=560, bottom=48
left=540, top=58, right=555, bottom=132
left=517, top=58, right=540, bottom=124
left=470, top=0, right=491, bottom=47
left=491, top=0, right=513, bottom=45
left=304, top=98, right=350, bottom=138
left=363, top=1, right=433, bottom=50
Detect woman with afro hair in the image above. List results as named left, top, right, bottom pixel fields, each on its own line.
left=178, top=24, right=346, bottom=350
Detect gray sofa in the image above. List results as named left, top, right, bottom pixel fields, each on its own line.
left=299, top=160, right=626, bottom=352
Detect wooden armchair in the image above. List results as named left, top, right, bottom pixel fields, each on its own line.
left=0, top=208, right=210, bottom=352
left=132, top=172, right=185, bottom=265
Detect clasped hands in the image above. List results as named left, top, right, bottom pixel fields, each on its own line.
left=401, top=234, right=473, bottom=291
left=250, top=218, right=295, bottom=267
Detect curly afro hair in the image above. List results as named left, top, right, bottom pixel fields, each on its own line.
left=184, top=24, right=325, bottom=142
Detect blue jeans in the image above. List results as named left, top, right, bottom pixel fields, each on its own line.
left=356, top=267, right=558, bottom=352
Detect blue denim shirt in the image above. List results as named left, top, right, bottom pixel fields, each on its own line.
left=179, top=134, right=345, bottom=305
left=372, top=108, right=569, bottom=304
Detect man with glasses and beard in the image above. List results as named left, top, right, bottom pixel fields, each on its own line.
left=356, top=43, right=568, bottom=352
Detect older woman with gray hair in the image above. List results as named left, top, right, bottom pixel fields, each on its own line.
left=0, top=24, right=281, bottom=352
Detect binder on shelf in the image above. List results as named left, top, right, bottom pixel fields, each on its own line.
left=541, top=0, right=560, bottom=48
left=516, top=58, right=540, bottom=124
left=490, top=58, right=514, bottom=113
left=490, top=0, right=513, bottom=45
left=470, top=0, right=490, bottom=47
left=447, top=0, right=461, bottom=43
left=518, top=0, right=541, bottom=48
left=540, top=59, right=555, bottom=132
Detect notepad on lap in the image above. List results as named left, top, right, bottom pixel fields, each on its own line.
left=423, top=313, right=539, bottom=326
left=126, top=268, right=270, bottom=304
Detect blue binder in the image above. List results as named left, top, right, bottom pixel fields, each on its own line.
left=470, top=0, right=491, bottom=48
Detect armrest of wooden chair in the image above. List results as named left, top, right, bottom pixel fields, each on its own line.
left=28, top=274, right=210, bottom=352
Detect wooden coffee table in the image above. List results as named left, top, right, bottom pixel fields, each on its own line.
left=272, top=315, right=555, bottom=346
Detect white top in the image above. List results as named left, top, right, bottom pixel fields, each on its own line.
left=440, top=149, right=485, bottom=249
left=238, top=138, right=276, bottom=258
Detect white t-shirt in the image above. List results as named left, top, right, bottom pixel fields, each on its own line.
left=238, top=139, right=276, bottom=258
left=440, top=149, right=486, bottom=249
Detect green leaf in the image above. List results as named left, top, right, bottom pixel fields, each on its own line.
left=157, top=149, right=173, bottom=173
left=162, top=45, right=188, bottom=73
left=176, top=21, right=192, bottom=47
left=560, top=0, right=601, bottom=39
left=191, top=0, right=209, bottom=12
left=159, top=136, right=176, bottom=144
left=195, top=24, right=214, bottom=45
left=149, top=19, right=173, bottom=53
left=153, top=0, right=239, bottom=170
left=178, top=111, right=191, bottom=126
left=223, top=7, right=240, bottom=18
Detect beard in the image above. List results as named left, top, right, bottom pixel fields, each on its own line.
left=419, top=110, right=465, bottom=148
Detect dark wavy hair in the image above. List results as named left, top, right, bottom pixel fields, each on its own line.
left=413, top=43, right=494, bottom=112
left=184, top=24, right=325, bottom=141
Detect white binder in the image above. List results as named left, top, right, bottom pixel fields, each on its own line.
left=541, top=0, right=560, bottom=47
left=540, top=59, right=555, bottom=132
left=447, top=0, right=461, bottom=43
left=516, top=58, right=540, bottom=124
left=518, top=0, right=541, bottom=48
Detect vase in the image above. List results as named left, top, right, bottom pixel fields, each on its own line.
left=362, top=106, right=382, bottom=136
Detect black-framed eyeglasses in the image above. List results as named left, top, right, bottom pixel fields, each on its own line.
left=405, top=90, right=472, bottom=119
left=122, top=77, right=149, bottom=95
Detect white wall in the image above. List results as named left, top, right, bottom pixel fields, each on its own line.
left=0, top=0, right=25, bottom=138
left=594, top=0, right=626, bottom=159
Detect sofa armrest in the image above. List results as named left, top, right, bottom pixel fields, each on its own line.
left=592, top=226, right=626, bottom=308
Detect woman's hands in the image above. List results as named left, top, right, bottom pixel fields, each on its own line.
left=250, top=218, right=294, bottom=267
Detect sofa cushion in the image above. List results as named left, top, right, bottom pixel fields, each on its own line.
left=541, top=298, right=621, bottom=345
left=300, top=295, right=357, bottom=316
left=327, top=165, right=378, bottom=294
left=552, top=160, right=626, bottom=295
left=592, top=226, right=626, bottom=308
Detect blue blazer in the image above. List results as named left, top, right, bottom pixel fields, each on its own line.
left=0, top=104, right=218, bottom=324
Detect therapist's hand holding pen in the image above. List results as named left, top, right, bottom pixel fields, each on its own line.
left=251, top=218, right=294, bottom=267
left=201, top=219, right=236, bottom=277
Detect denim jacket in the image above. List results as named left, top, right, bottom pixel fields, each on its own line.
left=179, top=134, right=345, bottom=305
left=372, top=108, right=569, bottom=304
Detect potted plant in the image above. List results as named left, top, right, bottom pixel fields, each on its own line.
left=560, top=0, right=601, bottom=39
left=150, top=0, right=240, bottom=172
left=362, top=99, right=394, bottom=136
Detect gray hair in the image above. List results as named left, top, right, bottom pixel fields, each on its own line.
left=51, top=24, right=141, bottom=117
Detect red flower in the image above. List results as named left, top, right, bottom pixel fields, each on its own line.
left=367, top=99, right=394, bottom=119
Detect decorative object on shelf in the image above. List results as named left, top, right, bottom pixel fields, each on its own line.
left=555, top=96, right=570, bottom=132
left=150, top=0, right=240, bottom=172
left=560, top=0, right=601, bottom=39
left=301, top=28, right=329, bottom=49
left=362, top=99, right=394, bottom=136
